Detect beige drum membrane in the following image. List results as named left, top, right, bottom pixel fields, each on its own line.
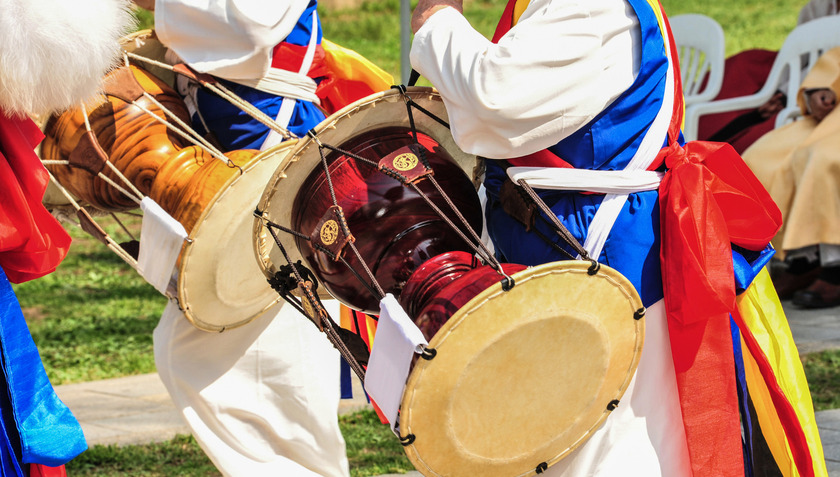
left=176, top=143, right=295, bottom=331
left=401, top=261, right=645, bottom=477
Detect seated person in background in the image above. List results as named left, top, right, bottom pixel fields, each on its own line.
left=697, top=0, right=839, bottom=153
left=742, top=46, right=840, bottom=307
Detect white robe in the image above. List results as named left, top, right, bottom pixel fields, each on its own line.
left=154, top=0, right=312, bottom=81
left=409, top=1, right=639, bottom=159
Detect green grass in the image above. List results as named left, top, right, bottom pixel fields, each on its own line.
left=340, top=411, right=415, bottom=476
left=66, top=410, right=414, bottom=477
left=13, top=217, right=163, bottom=385
left=661, top=0, right=802, bottom=55
left=801, top=350, right=840, bottom=412
left=66, top=435, right=220, bottom=477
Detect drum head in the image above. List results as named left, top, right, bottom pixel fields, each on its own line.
left=400, top=260, right=645, bottom=477
left=253, top=87, right=482, bottom=283
left=178, top=142, right=296, bottom=331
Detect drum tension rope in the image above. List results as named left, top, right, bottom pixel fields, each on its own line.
left=254, top=207, right=369, bottom=383
left=306, top=130, right=387, bottom=301
left=399, top=86, right=518, bottom=290
left=514, top=178, right=603, bottom=273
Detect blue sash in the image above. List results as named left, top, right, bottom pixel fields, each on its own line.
left=0, top=267, right=86, bottom=475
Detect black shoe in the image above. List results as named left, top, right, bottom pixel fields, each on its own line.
left=772, top=266, right=821, bottom=300
left=792, top=279, right=840, bottom=308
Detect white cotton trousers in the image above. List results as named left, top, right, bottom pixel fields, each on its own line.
left=543, top=300, right=692, bottom=477
left=153, top=299, right=350, bottom=477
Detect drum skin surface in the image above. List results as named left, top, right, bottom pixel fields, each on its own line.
left=400, top=261, right=645, bottom=477
left=178, top=143, right=295, bottom=331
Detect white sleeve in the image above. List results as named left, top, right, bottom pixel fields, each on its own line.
left=155, top=0, right=311, bottom=81
left=409, top=0, right=640, bottom=159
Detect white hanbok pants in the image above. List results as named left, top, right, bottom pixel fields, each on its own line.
left=544, top=300, right=692, bottom=477
left=154, top=299, right=350, bottom=477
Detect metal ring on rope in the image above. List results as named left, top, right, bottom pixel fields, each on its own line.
left=420, top=347, right=437, bottom=361
left=634, top=307, right=646, bottom=321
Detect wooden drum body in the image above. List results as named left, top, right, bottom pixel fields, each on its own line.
left=39, top=31, right=290, bottom=331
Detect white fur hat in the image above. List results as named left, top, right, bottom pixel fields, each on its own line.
left=0, top=0, right=136, bottom=116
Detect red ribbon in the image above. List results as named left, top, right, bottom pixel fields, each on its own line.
left=657, top=139, right=781, bottom=476
left=0, top=113, right=71, bottom=283
left=654, top=9, right=781, bottom=475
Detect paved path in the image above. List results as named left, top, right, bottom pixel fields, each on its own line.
left=53, top=302, right=840, bottom=475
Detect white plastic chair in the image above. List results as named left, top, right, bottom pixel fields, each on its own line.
left=670, top=14, right=726, bottom=107
left=683, top=15, right=840, bottom=141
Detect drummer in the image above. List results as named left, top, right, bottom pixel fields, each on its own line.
left=410, top=0, right=826, bottom=476
left=132, top=1, right=350, bottom=476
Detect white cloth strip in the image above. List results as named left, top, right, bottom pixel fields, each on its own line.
left=261, top=11, right=320, bottom=151
left=231, top=67, right=319, bottom=103
left=365, top=294, right=429, bottom=433
left=579, top=28, right=677, bottom=260
left=507, top=168, right=664, bottom=194
left=138, top=197, right=187, bottom=295
left=261, top=96, right=297, bottom=151
left=300, top=12, right=319, bottom=74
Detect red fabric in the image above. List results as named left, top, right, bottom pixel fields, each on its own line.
left=315, top=76, right=379, bottom=116
left=731, top=308, right=815, bottom=477
left=29, top=464, right=67, bottom=477
left=696, top=49, right=778, bottom=153
left=657, top=140, right=780, bottom=477
left=347, top=309, right=374, bottom=351
left=0, top=113, right=71, bottom=283
left=491, top=0, right=519, bottom=43
left=272, top=41, right=383, bottom=116
left=658, top=13, right=741, bottom=476
left=506, top=148, right=574, bottom=168
left=271, top=42, right=329, bottom=79
left=658, top=12, right=778, bottom=477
